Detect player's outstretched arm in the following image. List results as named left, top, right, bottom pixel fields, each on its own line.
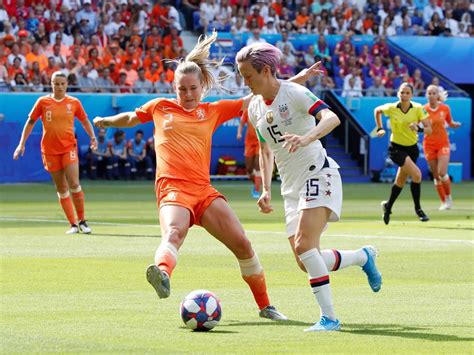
left=93, top=112, right=141, bottom=128
left=289, top=61, right=324, bottom=85
left=13, top=118, right=36, bottom=160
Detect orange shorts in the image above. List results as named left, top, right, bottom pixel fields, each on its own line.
left=244, top=141, right=259, bottom=158
left=155, top=178, right=225, bottom=227
left=423, top=143, right=450, bottom=161
left=41, top=147, right=78, bottom=172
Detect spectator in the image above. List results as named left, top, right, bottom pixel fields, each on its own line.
left=369, top=56, right=387, bottom=79
left=128, top=130, right=154, bottom=180
left=412, top=68, right=425, bottom=96
left=342, top=76, right=363, bottom=98
left=134, top=67, right=154, bottom=93
left=27, top=61, right=47, bottom=85
left=76, top=0, right=99, bottom=34
left=275, top=29, right=297, bottom=54
left=77, top=65, right=96, bottom=92
left=181, top=0, right=200, bottom=31
left=366, top=76, right=387, bottom=97
left=109, top=130, right=130, bottom=180
left=389, top=55, right=408, bottom=77
left=423, top=0, right=444, bottom=25
left=121, top=60, right=138, bottom=86
left=96, top=67, right=117, bottom=93
left=397, top=17, right=417, bottom=35
left=199, top=0, right=220, bottom=34
left=276, top=56, right=295, bottom=80
left=357, top=44, right=373, bottom=68
left=444, top=9, right=460, bottom=36
left=261, top=18, right=278, bottom=34
left=10, top=72, right=29, bottom=92
left=105, top=11, right=126, bottom=37
left=25, top=42, right=48, bottom=71
left=246, top=28, right=267, bottom=46
left=334, top=32, right=354, bottom=58
left=427, top=12, right=445, bottom=36
left=246, top=5, right=265, bottom=29
left=154, top=71, right=173, bottom=94
left=7, top=43, right=27, bottom=70
left=311, top=75, right=335, bottom=98
left=117, top=71, right=132, bottom=93
left=28, top=74, right=44, bottom=92
left=227, top=72, right=248, bottom=96
left=89, top=128, right=112, bottom=180
left=145, top=26, right=162, bottom=50
left=145, top=62, right=163, bottom=84
left=67, top=73, right=79, bottom=92
left=49, top=21, right=73, bottom=47
left=163, top=39, right=182, bottom=60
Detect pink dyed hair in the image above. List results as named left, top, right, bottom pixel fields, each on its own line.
left=235, top=42, right=282, bottom=76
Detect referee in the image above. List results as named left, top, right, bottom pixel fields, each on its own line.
left=374, top=82, right=432, bottom=225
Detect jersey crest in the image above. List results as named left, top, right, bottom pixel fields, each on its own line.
left=266, top=110, right=274, bottom=124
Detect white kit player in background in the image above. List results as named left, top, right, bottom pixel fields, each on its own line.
left=236, top=43, right=382, bottom=332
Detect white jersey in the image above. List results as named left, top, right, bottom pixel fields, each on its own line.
left=247, top=81, right=339, bottom=197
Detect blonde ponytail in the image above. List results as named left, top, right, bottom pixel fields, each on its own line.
left=171, top=30, right=228, bottom=97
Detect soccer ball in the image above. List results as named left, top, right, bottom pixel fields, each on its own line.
left=180, top=290, right=222, bottom=331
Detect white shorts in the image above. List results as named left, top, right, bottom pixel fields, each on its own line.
left=283, top=167, right=342, bottom=237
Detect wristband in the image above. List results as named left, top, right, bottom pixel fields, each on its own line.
left=376, top=127, right=384, bottom=132
left=417, top=126, right=424, bottom=133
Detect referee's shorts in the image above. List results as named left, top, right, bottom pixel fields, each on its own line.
left=388, top=142, right=419, bottom=167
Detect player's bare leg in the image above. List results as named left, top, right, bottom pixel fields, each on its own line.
left=147, top=205, right=190, bottom=299
left=64, top=162, right=91, bottom=233
left=201, top=197, right=287, bottom=321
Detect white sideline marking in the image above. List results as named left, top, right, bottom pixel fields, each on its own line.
left=1, top=217, right=472, bottom=245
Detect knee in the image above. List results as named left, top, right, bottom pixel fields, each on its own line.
left=234, top=236, right=254, bottom=259
left=164, top=226, right=186, bottom=247
left=412, top=171, right=422, bottom=182
left=294, top=235, right=310, bottom=256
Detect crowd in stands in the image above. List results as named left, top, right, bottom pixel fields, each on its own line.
left=0, top=0, right=472, bottom=93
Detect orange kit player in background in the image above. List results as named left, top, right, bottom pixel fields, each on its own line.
left=237, top=110, right=262, bottom=199
left=93, top=31, right=321, bottom=320
left=13, top=71, right=97, bottom=235
left=424, top=85, right=461, bottom=210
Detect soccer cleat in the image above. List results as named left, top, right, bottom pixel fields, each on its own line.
left=78, top=220, right=92, bottom=234
left=361, top=246, right=382, bottom=292
left=259, top=305, right=288, bottom=321
left=146, top=264, right=170, bottom=299
left=381, top=201, right=391, bottom=225
left=251, top=188, right=260, bottom=199
left=65, top=224, right=79, bottom=235
left=439, top=203, right=448, bottom=211
left=304, top=316, right=341, bottom=332
left=415, top=209, right=429, bottom=222
left=444, top=195, right=453, bottom=209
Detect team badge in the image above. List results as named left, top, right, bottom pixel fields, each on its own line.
left=66, top=104, right=72, bottom=114
left=279, top=103, right=289, bottom=120
left=196, top=108, right=205, bottom=120
left=265, top=110, right=274, bottom=124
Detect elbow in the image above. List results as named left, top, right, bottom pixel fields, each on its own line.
left=333, top=115, right=341, bottom=128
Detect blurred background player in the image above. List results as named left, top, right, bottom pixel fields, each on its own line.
left=89, top=127, right=113, bottom=180
left=237, top=110, right=261, bottom=199
left=424, top=85, right=461, bottom=210
left=128, top=129, right=154, bottom=180
left=375, top=83, right=432, bottom=225
left=109, top=130, right=130, bottom=180
left=13, top=71, right=97, bottom=234
left=237, top=42, right=382, bottom=332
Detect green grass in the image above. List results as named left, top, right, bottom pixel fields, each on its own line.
left=1, top=181, right=473, bottom=353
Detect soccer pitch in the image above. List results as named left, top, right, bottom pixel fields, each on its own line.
left=1, top=181, right=473, bottom=353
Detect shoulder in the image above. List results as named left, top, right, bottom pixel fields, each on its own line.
left=411, top=101, right=424, bottom=109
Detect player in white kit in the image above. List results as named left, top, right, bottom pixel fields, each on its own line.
left=236, top=43, right=382, bottom=332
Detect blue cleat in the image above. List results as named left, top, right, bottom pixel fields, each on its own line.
left=361, top=246, right=382, bottom=292
left=251, top=188, right=260, bottom=199
left=304, top=316, right=341, bottom=332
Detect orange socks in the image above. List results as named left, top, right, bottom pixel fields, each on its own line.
left=58, top=192, right=76, bottom=225
left=434, top=180, right=446, bottom=202
left=253, top=170, right=262, bottom=193
left=238, top=254, right=270, bottom=310
left=70, top=186, right=85, bottom=221
left=155, top=242, right=178, bottom=277
left=441, top=175, right=451, bottom=196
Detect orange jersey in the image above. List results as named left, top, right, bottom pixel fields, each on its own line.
left=29, top=95, right=88, bottom=155
left=241, top=110, right=258, bottom=146
left=424, top=103, right=452, bottom=146
left=135, top=98, right=243, bottom=184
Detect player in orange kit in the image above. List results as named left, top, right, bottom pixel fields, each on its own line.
left=13, top=71, right=97, bottom=234
left=424, top=85, right=461, bottom=210
left=237, top=110, right=261, bottom=199
left=93, top=31, right=321, bottom=320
